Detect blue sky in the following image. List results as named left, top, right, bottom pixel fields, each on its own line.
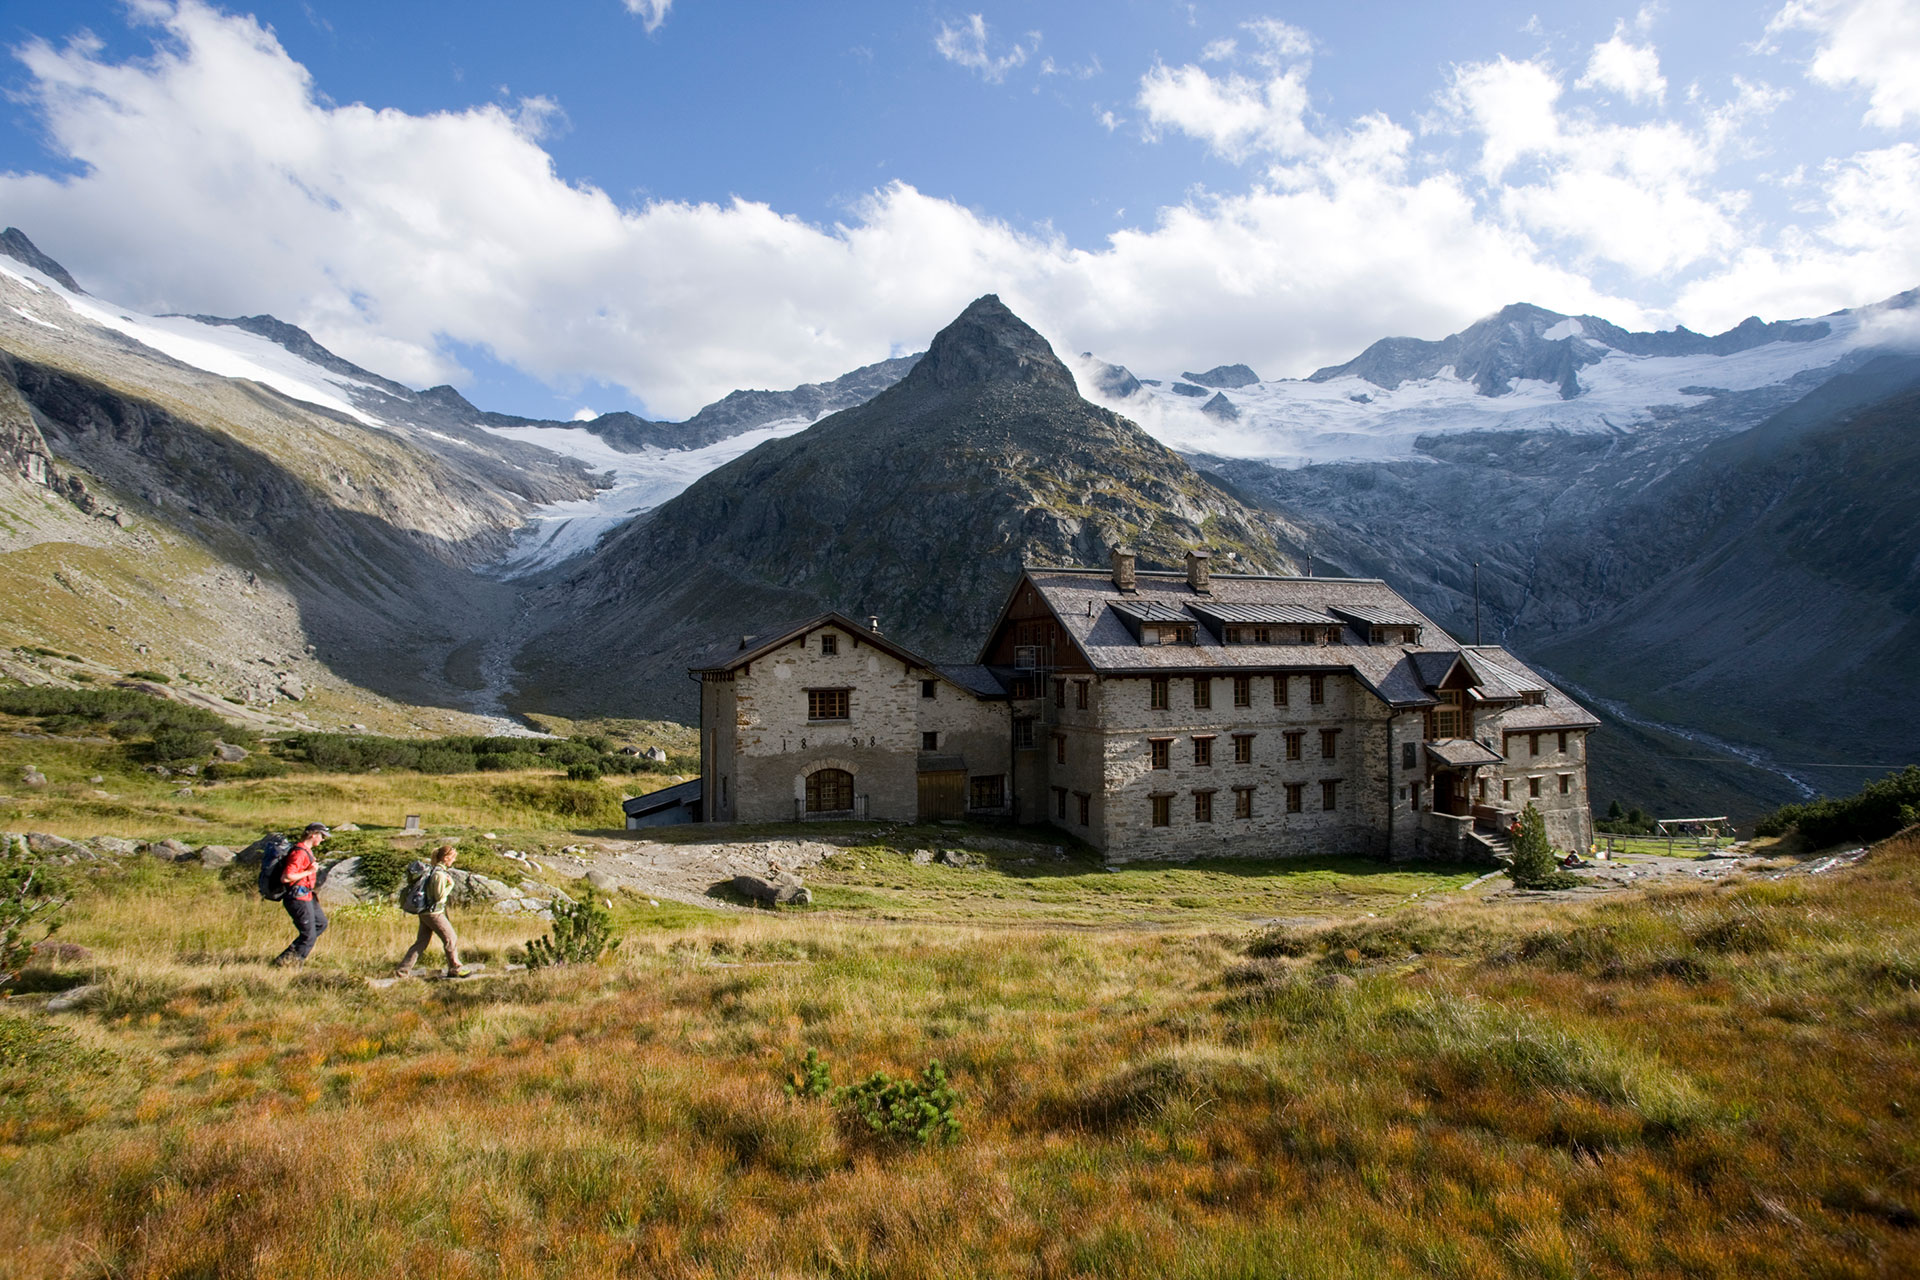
left=1, top=0, right=1915, bottom=420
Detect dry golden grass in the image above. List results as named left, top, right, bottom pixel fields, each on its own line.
left=4, top=833, right=1919, bottom=1278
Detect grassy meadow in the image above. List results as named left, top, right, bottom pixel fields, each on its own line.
left=4, top=718, right=1920, bottom=1277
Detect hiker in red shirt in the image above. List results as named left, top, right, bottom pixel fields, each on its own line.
left=271, top=823, right=330, bottom=967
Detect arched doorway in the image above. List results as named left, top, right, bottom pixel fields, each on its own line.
left=805, top=768, right=854, bottom=814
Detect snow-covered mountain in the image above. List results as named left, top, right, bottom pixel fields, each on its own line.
left=1072, top=295, right=1920, bottom=467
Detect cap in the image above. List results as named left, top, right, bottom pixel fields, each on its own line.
left=304, top=822, right=330, bottom=835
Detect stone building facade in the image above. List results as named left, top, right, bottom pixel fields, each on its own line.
left=692, top=553, right=1597, bottom=861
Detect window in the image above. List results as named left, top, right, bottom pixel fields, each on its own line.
left=1284, top=730, right=1304, bottom=761
left=1274, top=675, right=1289, bottom=706
left=819, top=633, right=837, bottom=656
left=1522, top=690, right=1545, bottom=706
left=1193, top=678, right=1212, bottom=710
left=1320, top=728, right=1340, bottom=759
left=1411, top=782, right=1421, bottom=810
left=1226, top=625, right=1275, bottom=644
left=1321, top=779, right=1340, bottom=811
left=1402, top=741, right=1417, bottom=771
left=1529, top=733, right=1541, bottom=756
left=1054, top=787, right=1068, bottom=819
left=1077, top=793, right=1089, bottom=825
left=1233, top=733, right=1254, bottom=764
left=1529, top=776, right=1542, bottom=798
left=1151, top=794, right=1171, bottom=827
left=1054, top=679, right=1066, bottom=708
left=1233, top=675, right=1251, bottom=707
left=1426, top=689, right=1466, bottom=740
left=807, top=688, right=849, bottom=721
left=1298, top=626, right=1317, bottom=645
left=1502, top=779, right=1512, bottom=801
left=1286, top=782, right=1305, bottom=813
left=1014, top=718, right=1036, bottom=748
left=921, top=679, right=936, bottom=699
left=1192, top=735, right=1214, bottom=767
left=1560, top=773, right=1572, bottom=795
left=1054, top=734, right=1067, bottom=765
left=1075, top=681, right=1089, bottom=710
left=805, top=768, right=853, bottom=813
left=1147, top=624, right=1195, bottom=645
left=1558, top=731, right=1569, bottom=754
left=1150, top=677, right=1169, bottom=710
left=970, top=775, right=1005, bottom=809
left=1150, top=738, right=1172, bottom=769
left=1194, top=791, right=1214, bottom=823
left=1234, top=787, right=1253, bottom=819
left=922, top=731, right=939, bottom=751
left=1309, top=674, right=1326, bottom=704
left=1011, top=676, right=1037, bottom=700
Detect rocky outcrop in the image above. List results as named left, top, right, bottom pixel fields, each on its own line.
left=1181, top=364, right=1261, bottom=389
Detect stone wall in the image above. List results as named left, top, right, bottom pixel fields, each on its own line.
left=713, top=622, right=1010, bottom=824
left=1026, top=669, right=1396, bottom=862
left=1497, top=726, right=1593, bottom=850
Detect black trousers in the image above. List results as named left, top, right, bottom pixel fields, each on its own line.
left=275, top=895, right=328, bottom=963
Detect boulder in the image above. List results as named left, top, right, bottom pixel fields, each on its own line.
left=911, top=849, right=934, bottom=866
left=619, top=746, right=641, bottom=756
left=445, top=870, right=516, bottom=906
left=518, top=880, right=575, bottom=907
left=585, top=869, right=619, bottom=892
left=198, top=845, right=238, bottom=869
left=936, top=849, right=971, bottom=868
left=643, top=746, right=667, bottom=762
left=46, top=984, right=100, bottom=1012
left=149, top=838, right=194, bottom=861
left=313, top=856, right=399, bottom=905
left=333, top=823, right=361, bottom=832
left=87, top=836, right=141, bottom=858
left=26, top=832, right=88, bottom=858
left=212, top=742, right=250, bottom=763
left=21, top=767, right=46, bottom=788
left=30, top=940, right=93, bottom=963
left=172, top=787, right=194, bottom=798
left=731, top=874, right=811, bottom=906
left=277, top=680, right=305, bottom=701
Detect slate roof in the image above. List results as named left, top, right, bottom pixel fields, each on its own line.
left=622, top=778, right=702, bottom=817
left=689, top=612, right=1007, bottom=703
left=1426, top=739, right=1506, bottom=768
left=1187, top=601, right=1340, bottom=626
left=1009, top=568, right=1595, bottom=722
left=1330, top=603, right=1425, bottom=628
left=933, top=664, right=1010, bottom=698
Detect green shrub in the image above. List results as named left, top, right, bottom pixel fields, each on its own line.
left=352, top=847, right=409, bottom=898
left=785, top=1047, right=834, bottom=1099
left=203, top=755, right=289, bottom=782
left=566, top=762, right=602, bottom=782
left=835, top=1060, right=962, bottom=1146
left=0, top=838, right=71, bottom=987
left=147, top=727, right=216, bottom=766
left=0, top=686, right=228, bottom=741
left=1755, top=766, right=1920, bottom=845
left=1508, top=804, right=1577, bottom=890
left=523, top=896, right=621, bottom=969
left=126, top=670, right=170, bottom=683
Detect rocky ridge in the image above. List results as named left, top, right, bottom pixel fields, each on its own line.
left=514, top=295, right=1307, bottom=719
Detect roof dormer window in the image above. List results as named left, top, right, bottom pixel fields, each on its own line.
left=1146, top=624, right=1195, bottom=645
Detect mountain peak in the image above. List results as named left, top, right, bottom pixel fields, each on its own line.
left=907, top=295, right=1077, bottom=395
left=0, top=228, right=84, bottom=294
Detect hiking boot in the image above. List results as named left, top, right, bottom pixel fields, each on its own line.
left=445, top=965, right=472, bottom=978
left=394, top=968, right=413, bottom=979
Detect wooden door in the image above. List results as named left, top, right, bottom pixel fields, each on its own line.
left=918, top=771, right=965, bottom=822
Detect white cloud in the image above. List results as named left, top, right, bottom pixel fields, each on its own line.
left=1577, top=24, right=1668, bottom=104
left=621, top=0, right=672, bottom=34
left=1771, top=0, right=1920, bottom=127
left=934, top=15, right=1038, bottom=84
left=1675, top=142, right=1920, bottom=327
left=572, top=407, right=599, bottom=421
left=1136, top=19, right=1318, bottom=163
left=1437, top=55, right=1751, bottom=276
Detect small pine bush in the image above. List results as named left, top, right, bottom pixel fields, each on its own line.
left=835, top=1060, right=963, bottom=1146
left=785, top=1047, right=834, bottom=1099
left=523, top=896, right=621, bottom=968
left=1, top=839, right=70, bottom=987
left=1508, top=803, right=1577, bottom=890
left=1755, top=766, right=1920, bottom=846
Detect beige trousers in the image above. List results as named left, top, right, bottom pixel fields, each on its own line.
left=397, top=912, right=462, bottom=974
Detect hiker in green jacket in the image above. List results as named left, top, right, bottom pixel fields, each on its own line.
left=396, top=844, right=468, bottom=978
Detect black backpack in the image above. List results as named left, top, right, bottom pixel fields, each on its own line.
left=256, top=835, right=294, bottom=901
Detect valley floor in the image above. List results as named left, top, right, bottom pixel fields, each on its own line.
left=5, top=810, right=1919, bottom=1278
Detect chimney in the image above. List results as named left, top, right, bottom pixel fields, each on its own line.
left=868, top=616, right=881, bottom=633
left=1110, top=546, right=1137, bottom=593
left=1186, top=548, right=1212, bottom=594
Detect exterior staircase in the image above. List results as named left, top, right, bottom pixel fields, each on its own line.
left=1467, top=828, right=1514, bottom=866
